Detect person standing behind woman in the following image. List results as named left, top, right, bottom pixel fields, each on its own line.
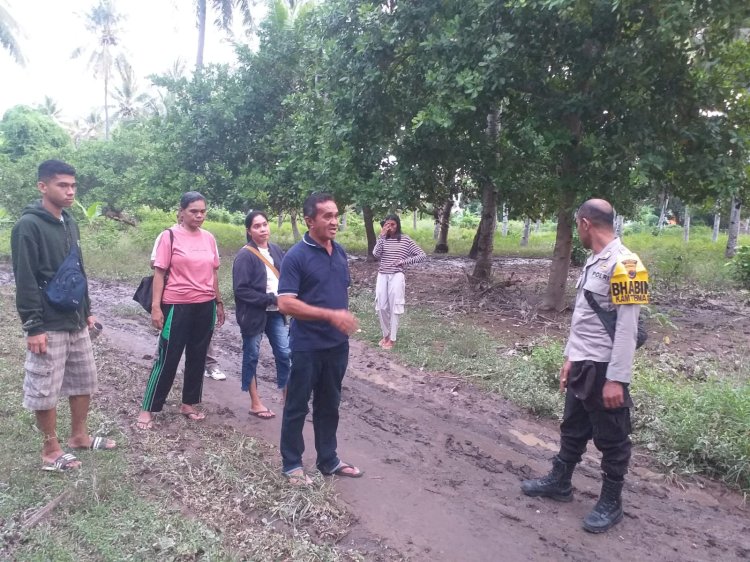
left=372, top=214, right=426, bottom=350
left=232, top=211, right=291, bottom=419
left=136, top=192, right=225, bottom=430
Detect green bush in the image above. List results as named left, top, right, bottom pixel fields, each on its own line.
left=570, top=235, right=587, bottom=266
left=0, top=228, right=10, bottom=260
left=529, top=339, right=565, bottom=391
left=452, top=211, right=480, bottom=229
left=728, top=245, right=750, bottom=289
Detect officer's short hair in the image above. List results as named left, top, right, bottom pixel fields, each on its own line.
left=577, top=201, right=614, bottom=228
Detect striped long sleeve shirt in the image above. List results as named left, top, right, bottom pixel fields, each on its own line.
left=373, top=234, right=427, bottom=274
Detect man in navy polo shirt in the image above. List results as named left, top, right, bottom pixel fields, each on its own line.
left=277, top=192, right=363, bottom=485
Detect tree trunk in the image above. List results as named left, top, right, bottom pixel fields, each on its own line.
left=535, top=218, right=541, bottom=233
left=472, top=109, right=501, bottom=281
left=501, top=203, right=509, bottom=236
left=278, top=212, right=283, bottom=229
left=540, top=190, right=576, bottom=311
left=471, top=179, right=497, bottom=280
left=432, top=207, right=440, bottom=240
left=712, top=210, right=720, bottom=243
left=520, top=217, right=531, bottom=247
left=196, top=0, right=207, bottom=69
left=434, top=198, right=453, bottom=253
left=290, top=209, right=301, bottom=241
left=362, top=205, right=377, bottom=261
left=726, top=196, right=741, bottom=258
left=413, top=209, right=417, bottom=230
left=683, top=206, right=690, bottom=243
left=468, top=225, right=480, bottom=259
left=104, top=72, right=110, bottom=141
left=340, top=211, right=347, bottom=231
left=614, top=214, right=624, bottom=238
left=658, top=190, right=669, bottom=230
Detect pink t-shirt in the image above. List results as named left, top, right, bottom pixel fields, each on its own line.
left=153, top=226, right=220, bottom=304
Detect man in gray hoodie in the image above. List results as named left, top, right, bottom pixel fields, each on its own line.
left=11, top=160, right=115, bottom=473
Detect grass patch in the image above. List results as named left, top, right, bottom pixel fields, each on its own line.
left=632, top=364, right=750, bottom=490
left=350, top=289, right=564, bottom=417
left=0, top=284, right=360, bottom=561
left=626, top=226, right=749, bottom=291
left=351, top=287, right=750, bottom=492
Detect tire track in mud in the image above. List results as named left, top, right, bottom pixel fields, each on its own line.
left=10, top=271, right=746, bottom=562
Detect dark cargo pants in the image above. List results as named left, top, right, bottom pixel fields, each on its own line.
left=558, top=361, right=632, bottom=479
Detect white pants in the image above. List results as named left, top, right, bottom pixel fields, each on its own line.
left=375, top=272, right=405, bottom=341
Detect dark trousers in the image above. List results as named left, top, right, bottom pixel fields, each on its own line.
left=558, top=361, right=632, bottom=479
left=280, top=342, right=349, bottom=473
left=141, top=301, right=215, bottom=412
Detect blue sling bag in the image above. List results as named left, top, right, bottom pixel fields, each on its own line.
left=45, top=243, right=87, bottom=312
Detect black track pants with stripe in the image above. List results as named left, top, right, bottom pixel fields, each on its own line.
left=141, top=300, right=215, bottom=412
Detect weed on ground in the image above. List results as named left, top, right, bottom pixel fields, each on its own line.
left=350, top=290, right=564, bottom=417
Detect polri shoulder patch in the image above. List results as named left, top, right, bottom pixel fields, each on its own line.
left=610, top=252, right=649, bottom=305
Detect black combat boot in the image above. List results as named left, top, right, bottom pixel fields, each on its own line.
left=582, top=475, right=624, bottom=533
left=520, top=456, right=575, bottom=502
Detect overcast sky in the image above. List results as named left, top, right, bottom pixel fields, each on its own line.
left=0, top=0, right=261, bottom=121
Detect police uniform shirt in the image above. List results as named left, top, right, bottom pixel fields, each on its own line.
left=564, top=237, right=647, bottom=385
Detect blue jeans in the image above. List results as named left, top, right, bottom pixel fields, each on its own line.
left=280, top=342, right=349, bottom=474
left=241, top=312, right=291, bottom=391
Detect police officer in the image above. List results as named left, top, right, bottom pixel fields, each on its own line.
left=521, top=198, right=648, bottom=533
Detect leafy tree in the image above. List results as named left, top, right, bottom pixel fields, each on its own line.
left=0, top=107, right=73, bottom=217
left=0, top=154, right=38, bottom=217
left=494, top=0, right=750, bottom=310
left=0, top=106, right=71, bottom=161
left=71, top=119, right=182, bottom=212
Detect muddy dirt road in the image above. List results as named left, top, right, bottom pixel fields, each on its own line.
left=64, top=271, right=749, bottom=562
left=2, top=253, right=742, bottom=561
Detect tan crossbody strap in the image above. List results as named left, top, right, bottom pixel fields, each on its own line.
left=244, top=245, right=280, bottom=279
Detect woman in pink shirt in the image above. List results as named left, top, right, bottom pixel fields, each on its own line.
left=136, top=192, right=225, bottom=430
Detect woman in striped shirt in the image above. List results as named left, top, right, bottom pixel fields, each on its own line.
left=373, top=214, right=427, bottom=350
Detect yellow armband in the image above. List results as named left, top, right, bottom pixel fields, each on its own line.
left=610, top=253, right=649, bottom=305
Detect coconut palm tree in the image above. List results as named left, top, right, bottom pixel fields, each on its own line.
left=72, top=0, right=126, bottom=140
left=267, top=0, right=315, bottom=27
left=37, top=96, right=63, bottom=121
left=111, top=58, right=154, bottom=122
left=0, top=1, right=25, bottom=65
left=72, top=110, right=105, bottom=145
left=195, top=0, right=253, bottom=69
left=149, top=58, right=187, bottom=117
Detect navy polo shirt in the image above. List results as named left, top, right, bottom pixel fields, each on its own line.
left=278, top=232, right=351, bottom=352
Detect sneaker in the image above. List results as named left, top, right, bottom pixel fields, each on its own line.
left=205, top=368, right=227, bottom=381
